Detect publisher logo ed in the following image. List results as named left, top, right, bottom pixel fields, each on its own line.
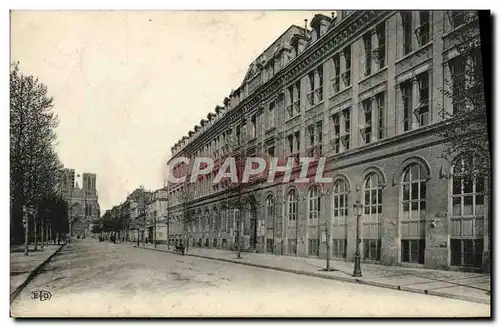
left=31, top=290, right=52, bottom=301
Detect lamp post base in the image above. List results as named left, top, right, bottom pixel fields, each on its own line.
left=352, top=255, right=362, bottom=277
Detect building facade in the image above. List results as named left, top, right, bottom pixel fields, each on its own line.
left=145, top=189, right=169, bottom=244
left=61, top=169, right=101, bottom=238
left=166, top=11, right=489, bottom=272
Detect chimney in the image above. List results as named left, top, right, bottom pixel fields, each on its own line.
left=304, top=19, right=308, bottom=34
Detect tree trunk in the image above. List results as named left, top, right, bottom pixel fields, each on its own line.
left=45, top=222, right=49, bottom=247
left=154, top=218, right=157, bottom=248
left=167, top=218, right=170, bottom=250
left=41, top=218, right=44, bottom=250
left=34, top=217, right=38, bottom=251
left=24, top=210, right=29, bottom=256
left=237, top=213, right=242, bottom=259
left=326, top=218, right=331, bottom=271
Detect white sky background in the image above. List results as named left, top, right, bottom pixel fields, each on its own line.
left=10, top=10, right=328, bottom=212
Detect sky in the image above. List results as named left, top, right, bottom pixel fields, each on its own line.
left=10, top=10, right=329, bottom=212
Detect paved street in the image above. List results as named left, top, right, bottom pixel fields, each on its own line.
left=11, top=240, right=490, bottom=317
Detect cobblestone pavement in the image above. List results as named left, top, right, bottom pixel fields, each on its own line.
left=10, top=240, right=491, bottom=317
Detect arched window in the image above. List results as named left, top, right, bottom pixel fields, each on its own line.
left=221, top=209, right=227, bottom=232
left=401, top=163, right=426, bottom=264
left=308, top=186, right=321, bottom=256
left=265, top=195, right=275, bottom=230
left=363, top=173, right=383, bottom=260
left=332, top=179, right=348, bottom=258
left=450, top=155, right=485, bottom=268
left=287, top=189, right=298, bottom=224
left=308, top=186, right=320, bottom=222
left=265, top=194, right=275, bottom=253
left=287, top=189, right=298, bottom=255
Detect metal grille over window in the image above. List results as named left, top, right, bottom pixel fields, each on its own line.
left=415, top=72, right=430, bottom=127
left=401, top=81, right=413, bottom=132
left=308, top=186, right=320, bottom=222
left=416, top=11, right=430, bottom=46
left=332, top=180, right=348, bottom=258
left=287, top=189, right=298, bottom=227
left=363, top=173, right=383, bottom=260
left=266, top=195, right=275, bottom=230
left=450, top=155, right=485, bottom=268
left=401, top=163, right=427, bottom=264
left=402, top=11, right=413, bottom=55
left=361, top=99, right=372, bottom=144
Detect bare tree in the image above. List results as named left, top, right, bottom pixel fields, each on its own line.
left=10, top=62, right=62, bottom=250
left=217, top=114, right=259, bottom=259
left=438, top=11, right=490, bottom=185
left=178, top=180, right=195, bottom=252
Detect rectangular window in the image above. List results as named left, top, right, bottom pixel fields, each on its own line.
left=332, top=113, right=340, bottom=153
left=376, top=92, right=385, bottom=139
left=308, top=239, right=319, bottom=256
left=307, top=71, right=316, bottom=106
left=295, top=81, right=301, bottom=115
left=342, top=108, right=351, bottom=150
left=287, top=85, right=294, bottom=118
left=343, top=46, right=351, bottom=87
left=332, top=53, right=341, bottom=92
left=402, top=11, right=413, bottom=55
left=268, top=101, right=275, bottom=130
left=332, top=239, right=347, bottom=258
left=417, top=11, right=430, bottom=45
left=316, top=66, right=324, bottom=102
left=375, top=23, right=386, bottom=69
left=295, top=131, right=300, bottom=155
left=316, top=121, right=323, bottom=151
left=363, top=239, right=381, bottom=261
left=307, top=122, right=323, bottom=156
left=362, top=99, right=372, bottom=144
left=266, top=239, right=274, bottom=253
left=251, top=115, right=257, bottom=138
left=236, top=125, right=241, bottom=145
left=267, top=145, right=275, bottom=158
left=451, top=239, right=483, bottom=268
left=308, top=125, right=315, bottom=149
left=288, top=239, right=297, bottom=255
left=401, top=81, right=413, bottom=131
left=450, top=55, right=467, bottom=114
left=287, top=135, right=294, bottom=157
left=416, top=72, right=430, bottom=127
left=451, top=11, right=467, bottom=29
left=362, top=32, right=372, bottom=77
left=401, top=239, right=425, bottom=264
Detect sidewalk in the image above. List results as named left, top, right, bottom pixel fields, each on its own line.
left=10, top=244, right=65, bottom=301
left=134, top=243, right=491, bottom=305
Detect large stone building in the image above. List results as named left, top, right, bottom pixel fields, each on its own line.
left=61, top=168, right=100, bottom=238
left=118, top=187, right=152, bottom=242
left=166, top=11, right=489, bottom=272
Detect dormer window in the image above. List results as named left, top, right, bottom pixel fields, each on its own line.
left=315, top=26, right=321, bottom=40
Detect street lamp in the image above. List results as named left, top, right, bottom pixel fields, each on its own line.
left=319, top=188, right=333, bottom=271
left=352, top=184, right=363, bottom=277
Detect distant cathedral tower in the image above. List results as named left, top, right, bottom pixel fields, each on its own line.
left=61, top=168, right=101, bottom=238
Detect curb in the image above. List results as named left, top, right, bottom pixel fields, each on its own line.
left=10, top=243, right=67, bottom=304
left=136, top=246, right=490, bottom=305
